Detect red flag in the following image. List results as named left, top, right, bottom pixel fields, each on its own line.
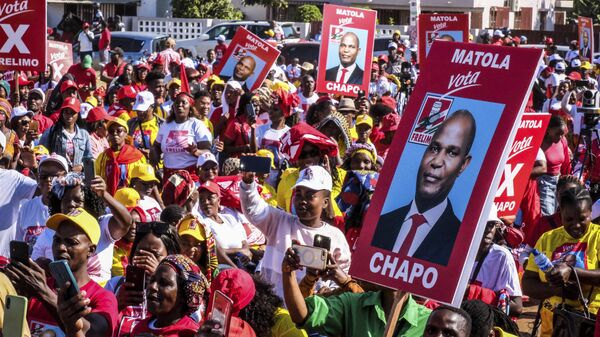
left=179, top=63, right=190, bottom=94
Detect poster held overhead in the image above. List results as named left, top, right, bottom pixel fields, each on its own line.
left=578, top=16, right=594, bottom=61
left=494, top=113, right=550, bottom=218
left=350, top=41, right=543, bottom=306
left=316, top=4, right=377, bottom=97
left=213, top=26, right=280, bottom=93
left=47, top=41, right=73, bottom=82
left=418, top=13, right=469, bottom=65
left=0, top=0, right=47, bottom=72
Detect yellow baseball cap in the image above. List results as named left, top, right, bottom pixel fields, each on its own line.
left=168, top=78, right=181, bottom=89
left=581, top=61, right=592, bottom=70
left=177, top=215, right=207, bottom=241
left=114, top=187, right=140, bottom=208
left=46, top=208, right=101, bottom=245
left=256, top=149, right=275, bottom=169
left=85, top=96, right=98, bottom=107
left=355, top=114, right=373, bottom=128
left=131, top=163, right=160, bottom=183
left=106, top=116, right=129, bottom=133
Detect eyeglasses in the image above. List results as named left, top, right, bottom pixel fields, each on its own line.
left=299, top=148, right=321, bottom=159
left=136, top=221, right=171, bottom=236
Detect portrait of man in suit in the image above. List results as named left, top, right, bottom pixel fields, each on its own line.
left=580, top=30, right=592, bottom=60
left=221, top=55, right=256, bottom=92
left=371, top=109, right=476, bottom=266
left=325, top=32, right=364, bottom=85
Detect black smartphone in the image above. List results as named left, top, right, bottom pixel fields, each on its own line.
left=125, top=265, right=146, bottom=292
left=313, top=234, right=331, bottom=251
left=83, top=157, right=95, bottom=185
left=9, top=241, right=29, bottom=265
left=239, top=155, right=271, bottom=174
left=245, top=102, right=256, bottom=120
left=49, top=260, right=80, bottom=300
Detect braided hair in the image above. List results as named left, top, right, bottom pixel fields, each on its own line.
left=461, top=300, right=494, bottom=337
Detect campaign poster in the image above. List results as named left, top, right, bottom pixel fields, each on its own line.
left=494, top=113, right=550, bottom=217
left=0, top=0, right=47, bottom=72
left=350, top=41, right=542, bottom=305
left=47, top=41, right=73, bottom=82
left=213, top=26, right=280, bottom=93
left=578, top=16, right=594, bottom=61
left=315, top=4, right=376, bottom=97
left=418, top=13, right=469, bottom=65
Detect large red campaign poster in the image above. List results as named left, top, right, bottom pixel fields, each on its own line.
left=0, top=0, right=46, bottom=72
left=213, top=27, right=279, bottom=93
left=494, top=113, right=550, bottom=217
left=316, top=4, right=376, bottom=97
left=418, top=13, right=469, bottom=65
left=578, top=16, right=594, bottom=61
left=350, top=41, right=542, bottom=305
left=47, top=41, right=73, bottom=82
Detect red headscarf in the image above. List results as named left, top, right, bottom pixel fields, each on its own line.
left=280, top=122, right=338, bottom=162
left=104, top=144, right=144, bottom=195
left=208, top=269, right=256, bottom=317
left=272, top=88, right=299, bottom=118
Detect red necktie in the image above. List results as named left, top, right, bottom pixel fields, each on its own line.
left=339, top=68, right=348, bottom=83
left=399, top=214, right=427, bottom=256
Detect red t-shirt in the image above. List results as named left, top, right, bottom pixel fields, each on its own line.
left=129, top=315, right=199, bottom=337
left=224, top=115, right=251, bottom=156
left=28, top=279, right=118, bottom=337
left=33, top=113, right=54, bottom=134
left=215, top=44, right=228, bottom=61
left=67, top=64, right=97, bottom=99
left=543, top=137, right=570, bottom=176
left=99, top=28, right=111, bottom=51
left=103, top=62, right=126, bottom=79
left=526, top=212, right=562, bottom=247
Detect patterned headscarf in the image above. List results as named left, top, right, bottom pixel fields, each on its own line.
left=162, top=170, right=196, bottom=207
left=315, top=111, right=351, bottom=154
left=51, top=172, right=84, bottom=199
left=159, top=254, right=209, bottom=315
left=344, top=143, right=377, bottom=166
left=0, top=98, right=12, bottom=119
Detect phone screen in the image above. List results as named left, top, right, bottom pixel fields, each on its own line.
left=239, top=155, right=272, bottom=174
left=208, top=290, right=233, bottom=335
left=313, top=234, right=331, bottom=251
left=83, top=158, right=95, bottom=185
left=125, top=265, right=146, bottom=292
left=9, top=241, right=29, bottom=265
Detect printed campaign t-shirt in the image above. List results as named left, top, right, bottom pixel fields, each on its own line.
left=16, top=196, right=50, bottom=250
left=155, top=118, right=212, bottom=168
left=0, top=169, right=37, bottom=258
left=130, top=315, right=199, bottom=337
left=201, top=213, right=248, bottom=249
left=130, top=116, right=161, bottom=150
left=28, top=279, right=118, bottom=337
left=470, top=244, right=522, bottom=296
left=138, top=196, right=162, bottom=221
left=298, top=92, right=319, bottom=122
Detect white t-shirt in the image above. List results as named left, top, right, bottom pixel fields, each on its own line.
left=155, top=118, right=212, bottom=169
left=78, top=30, right=94, bottom=52
left=240, top=181, right=351, bottom=299
left=298, top=92, right=319, bottom=122
left=32, top=215, right=117, bottom=285
left=0, top=169, right=37, bottom=257
left=470, top=244, right=523, bottom=296
left=16, top=196, right=50, bottom=250
left=201, top=213, right=247, bottom=249
left=257, top=122, right=289, bottom=155
left=138, top=196, right=162, bottom=221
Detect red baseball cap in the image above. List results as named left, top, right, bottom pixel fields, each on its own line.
left=60, top=80, right=78, bottom=93
left=18, top=76, right=33, bottom=88
left=83, top=22, right=90, bottom=28
left=86, top=106, right=109, bottom=123
left=117, top=85, right=137, bottom=101
left=568, top=71, right=582, bottom=81
left=60, top=97, right=81, bottom=113
left=380, top=113, right=401, bottom=132
left=545, top=37, right=554, bottom=45
left=380, top=96, right=397, bottom=112
left=198, top=180, right=221, bottom=197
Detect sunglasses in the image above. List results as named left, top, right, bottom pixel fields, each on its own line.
left=136, top=221, right=171, bottom=236
left=299, top=148, right=321, bottom=159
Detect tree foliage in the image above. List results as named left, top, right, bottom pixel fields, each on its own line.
left=171, top=0, right=243, bottom=20
left=242, top=0, right=288, bottom=9
left=295, top=5, right=322, bottom=23
left=573, top=0, right=600, bottom=23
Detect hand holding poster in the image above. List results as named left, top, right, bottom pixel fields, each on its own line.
left=316, top=4, right=376, bottom=97
left=494, top=113, right=550, bottom=217
left=47, top=41, right=73, bottom=82
left=0, top=0, right=46, bottom=72
left=213, top=27, right=280, bottom=93
left=418, top=13, right=469, bottom=65
left=578, top=16, right=594, bottom=61
left=350, top=41, right=542, bottom=305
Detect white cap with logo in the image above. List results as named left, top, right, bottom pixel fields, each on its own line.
left=196, top=152, right=218, bottom=167
left=133, top=91, right=155, bottom=111
left=294, top=165, right=332, bottom=191
left=39, top=153, right=69, bottom=173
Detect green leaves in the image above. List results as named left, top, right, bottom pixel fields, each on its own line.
left=171, top=0, right=243, bottom=20
left=295, top=5, right=323, bottom=23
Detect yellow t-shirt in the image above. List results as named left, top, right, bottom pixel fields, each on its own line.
left=111, top=242, right=131, bottom=277
left=260, top=182, right=278, bottom=207
left=276, top=167, right=346, bottom=217
left=95, top=148, right=147, bottom=192
left=272, top=307, right=308, bottom=337
left=115, top=110, right=131, bottom=121
left=130, top=116, right=161, bottom=149
left=200, top=117, right=214, bottom=136
left=526, top=223, right=600, bottom=337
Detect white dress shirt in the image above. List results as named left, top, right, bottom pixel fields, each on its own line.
left=336, top=63, right=357, bottom=83
left=392, top=198, right=448, bottom=256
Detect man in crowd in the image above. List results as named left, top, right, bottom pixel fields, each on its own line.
left=77, top=22, right=94, bottom=62
left=101, top=47, right=126, bottom=84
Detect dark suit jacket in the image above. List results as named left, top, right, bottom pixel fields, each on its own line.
left=324, top=65, right=364, bottom=85
left=371, top=201, right=461, bottom=266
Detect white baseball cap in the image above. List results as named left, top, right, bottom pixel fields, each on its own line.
left=39, top=153, right=69, bottom=173
left=548, top=54, right=563, bottom=62
left=217, top=35, right=226, bottom=42
left=0, top=130, right=5, bottom=150
left=29, top=88, right=45, bottom=102
left=133, top=91, right=155, bottom=111
left=555, top=62, right=566, bottom=71
left=11, top=106, right=33, bottom=120
left=493, top=29, right=504, bottom=38
left=593, top=57, right=600, bottom=65
left=388, top=42, right=398, bottom=50
left=571, top=59, right=582, bottom=68
left=293, top=165, right=332, bottom=191
left=79, top=102, right=94, bottom=119
left=197, top=152, right=218, bottom=167
left=487, top=203, right=502, bottom=224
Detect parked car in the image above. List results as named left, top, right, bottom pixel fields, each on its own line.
left=74, top=31, right=169, bottom=64
left=519, top=44, right=570, bottom=59
left=178, top=21, right=298, bottom=59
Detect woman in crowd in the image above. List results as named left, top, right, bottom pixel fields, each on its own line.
left=151, top=92, right=212, bottom=182
left=523, top=185, right=600, bottom=337
left=538, top=115, right=571, bottom=216
left=35, top=64, right=57, bottom=93
left=10, top=108, right=33, bottom=148
left=85, top=106, right=110, bottom=158
left=40, top=97, right=92, bottom=170
left=130, top=254, right=209, bottom=337
left=342, top=143, right=379, bottom=172
left=133, top=62, right=151, bottom=92
left=0, top=98, right=16, bottom=163
left=177, top=214, right=219, bottom=282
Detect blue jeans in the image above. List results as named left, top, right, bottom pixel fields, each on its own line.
left=538, top=174, right=559, bottom=216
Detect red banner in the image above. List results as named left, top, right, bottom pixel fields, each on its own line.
left=350, top=41, right=542, bottom=305
left=316, top=4, right=376, bottom=97
left=418, top=13, right=469, bottom=65
left=578, top=16, right=594, bottom=61
left=493, top=113, right=550, bottom=217
left=0, top=0, right=47, bottom=72
left=213, top=27, right=280, bottom=93
left=47, top=40, right=73, bottom=82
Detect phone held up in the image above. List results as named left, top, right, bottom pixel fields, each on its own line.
left=49, top=260, right=80, bottom=300
left=207, top=290, right=234, bottom=336
left=292, top=244, right=328, bottom=271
